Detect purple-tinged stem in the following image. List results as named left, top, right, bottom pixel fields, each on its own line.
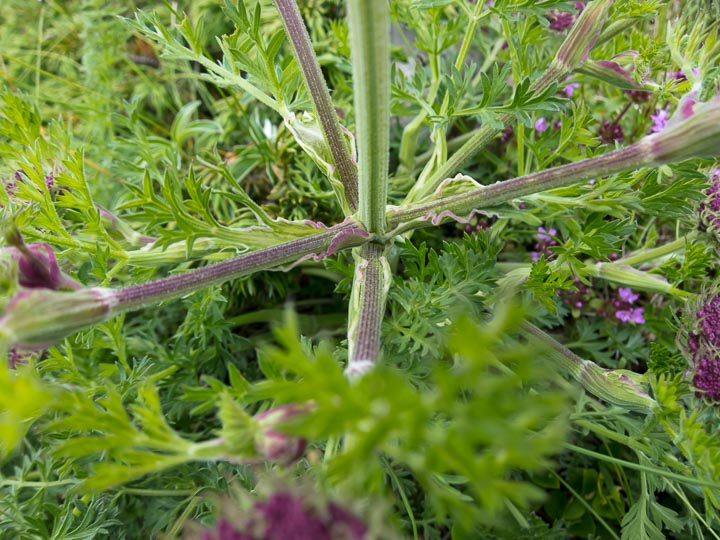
left=0, top=222, right=371, bottom=351
left=391, top=92, right=720, bottom=229
left=346, top=243, right=390, bottom=378
left=114, top=222, right=369, bottom=313
left=389, top=143, right=650, bottom=229
left=274, top=0, right=359, bottom=213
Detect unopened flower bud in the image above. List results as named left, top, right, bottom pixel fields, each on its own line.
left=253, top=404, right=309, bottom=465
left=578, top=363, right=656, bottom=412
left=578, top=59, right=640, bottom=90
left=0, top=288, right=116, bottom=350
left=2, top=229, right=81, bottom=291
left=586, top=262, right=684, bottom=296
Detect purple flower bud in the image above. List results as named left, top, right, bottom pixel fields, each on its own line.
left=598, top=120, right=624, bottom=144
left=0, top=288, right=115, bottom=350
left=3, top=243, right=62, bottom=290
left=693, top=354, right=720, bottom=401
left=500, top=125, right=514, bottom=144
left=547, top=10, right=576, bottom=32
left=197, top=492, right=367, bottom=540
left=626, top=89, right=651, bottom=103
left=254, top=404, right=309, bottom=465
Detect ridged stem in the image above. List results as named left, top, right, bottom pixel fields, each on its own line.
left=521, top=322, right=656, bottom=412
left=346, top=243, right=391, bottom=378
left=114, top=222, right=369, bottom=313
left=346, top=0, right=390, bottom=234
left=389, top=141, right=652, bottom=229
left=274, top=0, right=359, bottom=212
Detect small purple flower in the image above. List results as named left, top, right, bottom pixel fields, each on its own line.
left=617, top=287, right=639, bottom=304
left=535, top=117, right=549, bottom=132
left=531, top=226, right=558, bottom=261
left=559, top=276, right=593, bottom=312
left=616, top=307, right=645, bottom=324
left=693, top=354, right=720, bottom=401
left=650, top=109, right=669, bottom=133
left=536, top=227, right=557, bottom=241
left=563, top=83, right=580, bottom=97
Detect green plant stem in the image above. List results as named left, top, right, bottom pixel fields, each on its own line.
left=521, top=322, right=656, bottom=412
left=346, top=242, right=391, bottom=377
left=565, top=444, right=720, bottom=490
left=455, top=1, right=486, bottom=71
left=389, top=141, right=651, bottom=229
left=346, top=0, right=390, bottom=235
left=274, top=0, right=359, bottom=212
left=617, top=232, right=697, bottom=265
left=114, top=222, right=369, bottom=313
left=398, top=1, right=486, bottom=174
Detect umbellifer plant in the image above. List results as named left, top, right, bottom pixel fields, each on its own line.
left=1, top=0, right=720, bottom=537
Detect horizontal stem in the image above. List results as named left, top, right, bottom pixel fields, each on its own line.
left=114, top=222, right=369, bottom=313
left=388, top=142, right=651, bottom=229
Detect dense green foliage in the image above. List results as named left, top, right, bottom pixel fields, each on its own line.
left=1, top=0, right=720, bottom=538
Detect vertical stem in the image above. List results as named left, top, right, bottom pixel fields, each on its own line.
left=346, top=243, right=391, bottom=378
left=346, top=0, right=390, bottom=235
left=274, top=0, right=359, bottom=212
left=454, top=1, right=486, bottom=71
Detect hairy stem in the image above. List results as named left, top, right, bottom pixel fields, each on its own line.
left=114, top=222, right=369, bottom=312
left=347, top=0, right=390, bottom=234
left=389, top=142, right=651, bottom=229
left=346, top=243, right=391, bottom=378
left=274, top=0, right=359, bottom=212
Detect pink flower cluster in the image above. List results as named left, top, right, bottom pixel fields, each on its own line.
left=557, top=278, right=645, bottom=326
left=199, top=492, right=367, bottom=540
